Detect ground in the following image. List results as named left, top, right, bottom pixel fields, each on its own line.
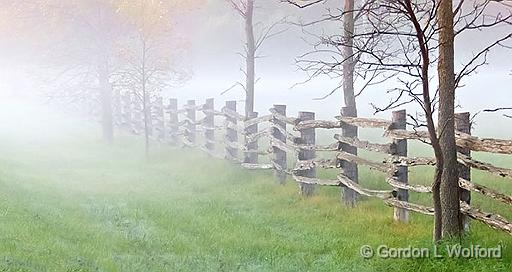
left=0, top=104, right=511, bottom=271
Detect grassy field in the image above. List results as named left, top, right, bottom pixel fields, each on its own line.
left=0, top=105, right=512, bottom=271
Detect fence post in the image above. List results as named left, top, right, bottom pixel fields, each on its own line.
left=244, top=111, right=259, bottom=164
left=168, top=98, right=179, bottom=145
left=156, top=97, right=165, bottom=142
left=297, top=111, right=316, bottom=197
left=225, top=101, right=238, bottom=161
left=271, top=105, right=287, bottom=184
left=204, top=98, right=215, bottom=154
left=392, top=110, right=409, bottom=222
left=122, top=92, right=132, bottom=131
left=185, top=100, right=196, bottom=146
left=456, top=112, right=471, bottom=231
left=340, top=106, right=358, bottom=206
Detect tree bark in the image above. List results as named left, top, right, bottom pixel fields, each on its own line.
left=341, top=0, right=359, bottom=205
left=342, top=0, right=356, bottom=113
left=404, top=0, right=443, bottom=242
left=437, top=0, right=461, bottom=238
left=245, top=0, right=256, bottom=118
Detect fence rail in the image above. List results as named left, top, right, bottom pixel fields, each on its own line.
left=115, top=96, right=512, bottom=236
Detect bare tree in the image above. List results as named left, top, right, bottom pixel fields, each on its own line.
left=287, top=0, right=511, bottom=241
left=225, top=0, right=286, bottom=117
left=7, top=0, right=128, bottom=143
left=116, top=1, right=189, bottom=157
left=484, top=107, right=512, bottom=119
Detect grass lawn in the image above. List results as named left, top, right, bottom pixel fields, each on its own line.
left=0, top=105, right=511, bottom=271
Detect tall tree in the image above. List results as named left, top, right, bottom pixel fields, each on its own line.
left=285, top=0, right=373, bottom=205
left=226, top=0, right=284, bottom=117
left=341, top=0, right=358, bottom=206
left=286, top=0, right=511, bottom=241
left=437, top=0, right=460, bottom=238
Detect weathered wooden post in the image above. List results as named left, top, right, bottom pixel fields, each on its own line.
left=168, top=98, right=179, bottom=145
left=340, top=106, right=358, bottom=206
left=392, top=110, right=409, bottom=222
left=121, top=92, right=132, bottom=130
left=185, top=100, right=196, bottom=146
left=244, top=111, right=259, bottom=164
left=297, top=111, right=316, bottom=197
left=271, top=105, right=287, bottom=184
left=204, top=98, right=215, bottom=154
left=225, top=101, right=238, bottom=161
left=155, top=97, right=165, bottom=142
left=456, top=112, right=471, bottom=231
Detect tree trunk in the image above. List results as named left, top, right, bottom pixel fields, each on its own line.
left=437, top=0, right=461, bottom=238
left=99, top=66, right=113, bottom=144
left=404, top=0, right=443, bottom=241
left=341, top=0, right=359, bottom=205
left=342, top=0, right=356, bottom=112
left=245, top=0, right=256, bottom=118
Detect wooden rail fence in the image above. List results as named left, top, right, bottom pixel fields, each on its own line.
left=114, top=96, right=512, bottom=236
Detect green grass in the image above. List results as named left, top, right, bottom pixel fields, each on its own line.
left=0, top=109, right=511, bottom=271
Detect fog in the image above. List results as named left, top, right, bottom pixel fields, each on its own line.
left=1, top=0, right=511, bottom=137
left=1, top=2, right=512, bottom=270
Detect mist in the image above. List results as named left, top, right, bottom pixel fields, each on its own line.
left=1, top=1, right=512, bottom=271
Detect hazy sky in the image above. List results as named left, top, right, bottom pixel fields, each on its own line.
left=1, top=0, right=511, bottom=137
left=165, top=1, right=511, bottom=137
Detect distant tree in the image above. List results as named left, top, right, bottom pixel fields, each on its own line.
left=115, top=0, right=190, bottom=157
left=3, top=0, right=202, bottom=145
left=225, top=0, right=285, bottom=118
left=4, top=0, right=128, bottom=144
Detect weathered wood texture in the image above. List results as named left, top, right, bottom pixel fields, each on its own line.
left=337, top=174, right=392, bottom=199
left=458, top=153, right=512, bottom=179
left=459, top=178, right=512, bottom=206
left=334, top=134, right=393, bottom=154
left=271, top=105, right=287, bottom=184
left=225, top=101, right=238, bottom=161
left=204, top=98, right=215, bottom=153
left=184, top=100, right=196, bottom=147
left=244, top=112, right=259, bottom=164
left=392, top=110, right=409, bottom=222
left=460, top=202, right=512, bottom=235
left=294, top=120, right=341, bottom=131
left=269, top=107, right=298, bottom=125
left=297, top=112, right=316, bottom=197
left=385, top=199, right=435, bottom=216
left=116, top=95, right=512, bottom=237
left=337, top=116, right=393, bottom=129
left=456, top=112, right=471, bottom=231
left=456, top=132, right=512, bottom=155
left=168, top=98, right=179, bottom=145
left=340, top=106, right=358, bottom=207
